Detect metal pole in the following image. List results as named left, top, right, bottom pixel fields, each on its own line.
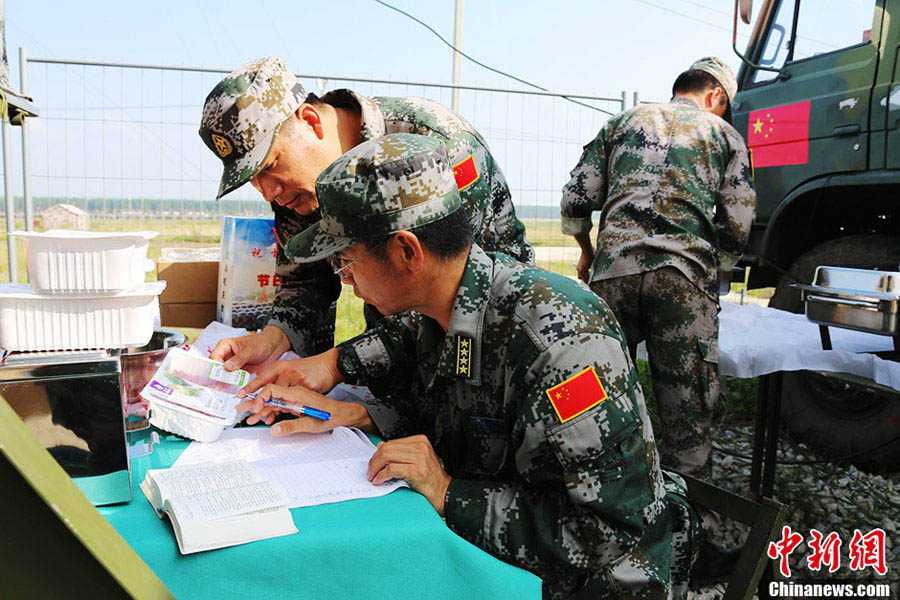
left=451, top=0, right=463, bottom=112
left=621, top=91, right=627, bottom=111
left=633, top=91, right=640, bottom=107
left=20, top=47, right=32, bottom=231
left=28, top=57, right=622, bottom=102
left=3, top=118, right=16, bottom=282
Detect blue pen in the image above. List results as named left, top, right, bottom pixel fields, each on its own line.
left=264, top=398, right=331, bottom=421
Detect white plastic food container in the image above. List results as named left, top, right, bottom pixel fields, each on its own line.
left=0, top=281, right=166, bottom=351
left=146, top=397, right=237, bottom=443
left=13, top=229, right=158, bottom=295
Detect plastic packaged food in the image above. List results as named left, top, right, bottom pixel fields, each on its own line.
left=139, top=348, right=247, bottom=442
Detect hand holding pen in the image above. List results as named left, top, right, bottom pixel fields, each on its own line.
left=263, top=397, right=331, bottom=421
left=234, top=383, right=374, bottom=436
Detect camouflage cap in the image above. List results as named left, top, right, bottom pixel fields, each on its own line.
left=285, top=133, right=461, bottom=263
left=199, top=56, right=306, bottom=200
left=689, top=56, right=738, bottom=105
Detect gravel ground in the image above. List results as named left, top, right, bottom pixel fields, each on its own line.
left=689, top=415, right=899, bottom=599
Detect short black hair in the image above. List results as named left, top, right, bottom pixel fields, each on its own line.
left=365, top=206, right=473, bottom=262
left=672, top=69, right=725, bottom=100
left=304, top=89, right=360, bottom=112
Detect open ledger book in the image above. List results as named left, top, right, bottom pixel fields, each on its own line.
left=139, top=460, right=297, bottom=554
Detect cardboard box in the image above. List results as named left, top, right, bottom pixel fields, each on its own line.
left=159, top=302, right=218, bottom=328
left=157, top=261, right=219, bottom=327
left=157, top=261, right=219, bottom=304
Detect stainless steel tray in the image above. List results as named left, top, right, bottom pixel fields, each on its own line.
left=792, top=266, right=900, bottom=337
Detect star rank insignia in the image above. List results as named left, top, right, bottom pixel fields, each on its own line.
left=455, top=335, right=473, bottom=378
left=545, top=366, right=608, bottom=423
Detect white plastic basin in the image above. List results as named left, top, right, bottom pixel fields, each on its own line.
left=13, top=230, right=158, bottom=295
left=0, top=281, right=166, bottom=351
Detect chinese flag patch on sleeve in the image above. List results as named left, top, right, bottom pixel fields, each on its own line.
left=545, top=366, right=608, bottom=423
left=453, top=154, right=479, bottom=191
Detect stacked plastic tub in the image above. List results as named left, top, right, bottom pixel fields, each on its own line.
left=0, top=230, right=167, bottom=351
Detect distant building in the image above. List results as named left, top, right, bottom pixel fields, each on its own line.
left=41, top=204, right=89, bottom=230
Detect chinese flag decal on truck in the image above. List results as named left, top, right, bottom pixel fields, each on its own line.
left=747, top=100, right=811, bottom=168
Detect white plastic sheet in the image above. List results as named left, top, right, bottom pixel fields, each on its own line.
left=718, top=301, right=900, bottom=391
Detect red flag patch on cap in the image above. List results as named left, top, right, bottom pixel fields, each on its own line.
left=453, top=154, right=479, bottom=191
left=545, top=366, right=608, bottom=423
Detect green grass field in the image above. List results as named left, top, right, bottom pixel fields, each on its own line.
left=0, top=214, right=771, bottom=343
left=2, top=213, right=762, bottom=429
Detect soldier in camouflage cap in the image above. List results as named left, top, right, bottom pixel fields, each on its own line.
left=285, top=133, right=460, bottom=262
left=560, top=59, right=753, bottom=585
left=561, top=58, right=755, bottom=476
left=238, top=133, right=694, bottom=599
left=199, top=56, right=307, bottom=200
left=201, top=57, right=533, bottom=392
left=688, top=56, right=737, bottom=123
left=690, top=57, right=737, bottom=104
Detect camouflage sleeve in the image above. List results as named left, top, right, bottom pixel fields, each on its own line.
left=267, top=203, right=342, bottom=356
left=715, top=133, right=757, bottom=270
left=444, top=337, right=663, bottom=578
left=336, top=312, right=419, bottom=382
left=448, top=130, right=533, bottom=264
left=483, top=151, right=534, bottom=265
left=560, top=131, right=609, bottom=237
left=335, top=312, right=422, bottom=438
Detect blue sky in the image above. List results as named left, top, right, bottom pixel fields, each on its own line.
left=6, top=0, right=745, bottom=103
left=2, top=0, right=753, bottom=209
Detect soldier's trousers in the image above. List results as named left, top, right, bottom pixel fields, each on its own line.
left=591, top=267, right=718, bottom=479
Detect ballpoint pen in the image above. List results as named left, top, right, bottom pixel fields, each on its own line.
left=263, top=398, right=331, bottom=421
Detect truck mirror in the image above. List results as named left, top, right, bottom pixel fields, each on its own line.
left=732, top=0, right=781, bottom=79
left=739, top=0, right=753, bottom=25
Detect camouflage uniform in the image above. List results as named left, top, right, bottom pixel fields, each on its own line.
left=342, top=246, right=678, bottom=599
left=289, top=133, right=685, bottom=599
left=271, top=90, right=533, bottom=355
left=560, top=92, right=756, bottom=477
left=199, top=57, right=534, bottom=356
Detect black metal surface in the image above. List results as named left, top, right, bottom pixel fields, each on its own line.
left=0, top=372, right=129, bottom=481
left=819, top=325, right=833, bottom=350
left=682, top=474, right=785, bottom=600
left=0, top=350, right=121, bottom=381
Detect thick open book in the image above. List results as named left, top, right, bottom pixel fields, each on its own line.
left=139, top=460, right=297, bottom=554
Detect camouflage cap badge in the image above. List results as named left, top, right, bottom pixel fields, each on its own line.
left=285, top=133, right=461, bottom=263
left=199, top=56, right=307, bottom=199
left=689, top=56, right=738, bottom=105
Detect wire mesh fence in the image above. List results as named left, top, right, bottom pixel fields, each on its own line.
left=3, top=54, right=638, bottom=280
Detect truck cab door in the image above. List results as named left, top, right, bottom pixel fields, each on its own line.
left=733, top=0, right=882, bottom=216
left=880, top=1, right=900, bottom=168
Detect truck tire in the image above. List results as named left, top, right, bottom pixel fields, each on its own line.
left=768, top=234, right=900, bottom=472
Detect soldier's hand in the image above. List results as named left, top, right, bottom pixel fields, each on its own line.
left=576, top=248, right=595, bottom=283
left=367, top=435, right=451, bottom=516
left=209, top=326, right=291, bottom=373
left=237, top=348, right=343, bottom=398
left=236, top=383, right=374, bottom=434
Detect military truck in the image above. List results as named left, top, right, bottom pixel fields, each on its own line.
left=730, top=0, right=900, bottom=471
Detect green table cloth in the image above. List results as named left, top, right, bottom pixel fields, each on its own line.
left=99, top=430, right=542, bottom=599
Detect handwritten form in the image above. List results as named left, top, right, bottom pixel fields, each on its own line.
left=172, top=427, right=408, bottom=508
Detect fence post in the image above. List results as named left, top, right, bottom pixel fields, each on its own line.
left=451, top=0, right=464, bottom=113
left=3, top=118, right=16, bottom=282
left=633, top=91, right=640, bottom=108
left=20, top=47, right=33, bottom=231
left=621, top=91, right=627, bottom=111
